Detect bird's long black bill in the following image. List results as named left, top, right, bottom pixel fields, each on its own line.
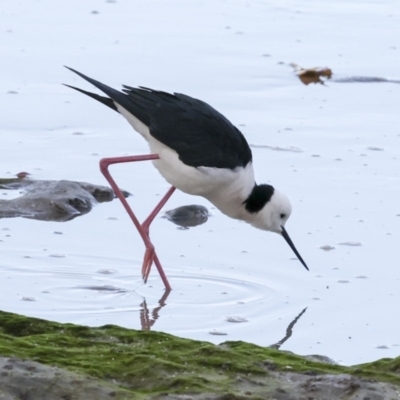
left=281, top=226, right=309, bottom=271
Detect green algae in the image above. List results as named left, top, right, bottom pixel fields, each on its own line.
left=0, top=310, right=399, bottom=398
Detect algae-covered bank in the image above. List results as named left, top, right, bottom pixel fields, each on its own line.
left=0, top=310, right=399, bottom=400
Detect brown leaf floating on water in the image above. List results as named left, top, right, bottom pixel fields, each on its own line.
left=290, top=63, right=333, bottom=85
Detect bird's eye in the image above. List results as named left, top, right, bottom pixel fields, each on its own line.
left=280, top=213, right=286, bottom=219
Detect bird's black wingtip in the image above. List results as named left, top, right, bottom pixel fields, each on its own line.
left=62, top=82, right=119, bottom=113
left=62, top=83, right=75, bottom=89
left=64, top=66, right=78, bottom=74
left=64, top=66, right=91, bottom=81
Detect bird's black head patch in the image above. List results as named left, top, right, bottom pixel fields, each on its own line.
left=243, top=184, right=274, bottom=213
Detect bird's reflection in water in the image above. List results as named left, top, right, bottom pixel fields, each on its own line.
left=138, top=292, right=307, bottom=338
left=140, top=290, right=171, bottom=330
left=270, top=307, right=308, bottom=349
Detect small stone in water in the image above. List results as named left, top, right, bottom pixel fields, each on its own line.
left=338, top=242, right=362, bottom=246
left=320, top=245, right=335, bottom=251
left=164, top=205, right=209, bottom=229
left=97, top=269, right=117, bottom=275
left=226, top=316, right=248, bottom=323
left=21, top=297, right=36, bottom=301
left=209, top=330, right=228, bottom=336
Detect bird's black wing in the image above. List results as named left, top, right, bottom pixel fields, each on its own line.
left=65, top=67, right=252, bottom=170
left=122, top=86, right=252, bottom=169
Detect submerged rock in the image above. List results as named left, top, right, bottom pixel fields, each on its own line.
left=163, top=204, right=209, bottom=228
left=0, top=175, right=129, bottom=222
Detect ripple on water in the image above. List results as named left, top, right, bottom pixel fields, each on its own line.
left=39, top=271, right=278, bottom=321
left=153, top=273, right=278, bottom=308
left=1, top=252, right=291, bottom=336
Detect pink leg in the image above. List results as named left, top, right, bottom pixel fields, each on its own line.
left=141, top=186, right=176, bottom=283
left=99, top=155, right=175, bottom=290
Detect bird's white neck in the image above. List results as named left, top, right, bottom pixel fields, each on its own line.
left=204, top=163, right=256, bottom=222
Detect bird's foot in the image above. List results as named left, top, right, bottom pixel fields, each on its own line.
left=142, top=246, right=155, bottom=283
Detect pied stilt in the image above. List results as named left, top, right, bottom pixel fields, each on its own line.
left=65, top=67, right=309, bottom=290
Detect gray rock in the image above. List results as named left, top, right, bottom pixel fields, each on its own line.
left=163, top=205, right=209, bottom=228
left=0, top=357, right=124, bottom=400
left=0, top=177, right=129, bottom=222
